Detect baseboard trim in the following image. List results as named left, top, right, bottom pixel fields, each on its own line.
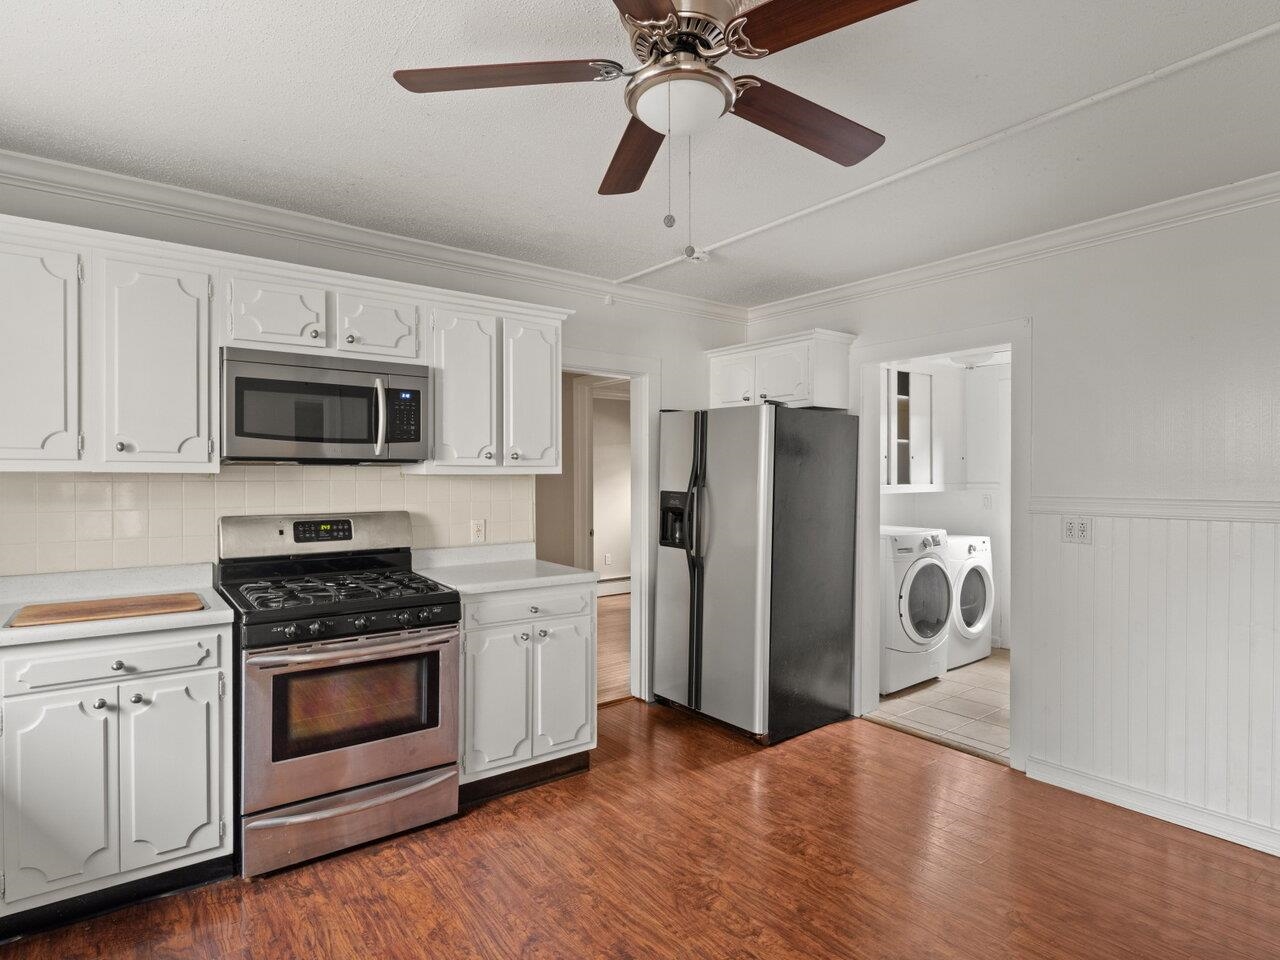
left=1025, top=759, right=1280, bottom=857
left=596, top=579, right=631, bottom=597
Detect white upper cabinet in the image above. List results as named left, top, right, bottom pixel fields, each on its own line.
left=2, top=685, right=119, bottom=904
left=502, top=317, right=560, bottom=469
left=336, top=290, right=420, bottom=359
left=707, top=329, right=856, bottom=410
left=100, top=257, right=212, bottom=467
left=709, top=355, right=756, bottom=407
left=432, top=309, right=500, bottom=466
left=0, top=239, right=82, bottom=464
left=227, top=272, right=327, bottom=348
left=118, top=672, right=221, bottom=872
left=753, top=343, right=811, bottom=404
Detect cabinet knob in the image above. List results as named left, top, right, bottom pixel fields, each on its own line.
left=92, top=698, right=107, bottom=710
left=529, top=605, right=540, bottom=613
left=115, top=442, right=126, bottom=453
left=759, top=393, right=768, bottom=400
left=520, top=632, right=531, bottom=641
left=130, top=693, right=145, bottom=704
left=310, top=329, right=320, bottom=339
left=111, top=659, right=125, bottom=671
left=538, top=628, right=549, bottom=638
left=346, top=334, right=356, bottom=344
left=741, top=394, right=750, bottom=402
left=510, top=451, right=520, bottom=461
left=484, top=452, right=494, bottom=460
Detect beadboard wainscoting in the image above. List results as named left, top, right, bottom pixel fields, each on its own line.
left=0, top=467, right=535, bottom=575
left=1027, top=502, right=1280, bottom=855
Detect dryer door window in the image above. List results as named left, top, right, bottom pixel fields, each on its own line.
left=900, top=558, right=950, bottom=644
left=959, top=568, right=988, bottom=628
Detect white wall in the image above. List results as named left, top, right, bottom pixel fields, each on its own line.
left=754, top=194, right=1280, bottom=854
left=592, top=396, right=631, bottom=580
left=534, top=373, right=579, bottom=567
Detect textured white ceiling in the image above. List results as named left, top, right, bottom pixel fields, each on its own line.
left=2, top=0, right=1278, bottom=308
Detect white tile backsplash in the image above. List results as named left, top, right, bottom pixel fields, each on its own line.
left=0, top=467, right=537, bottom=574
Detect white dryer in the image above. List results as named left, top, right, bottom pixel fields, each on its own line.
left=880, top=526, right=952, bottom=694
left=943, top=536, right=995, bottom=669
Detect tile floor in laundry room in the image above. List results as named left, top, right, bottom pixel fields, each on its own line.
left=865, top=649, right=1010, bottom=763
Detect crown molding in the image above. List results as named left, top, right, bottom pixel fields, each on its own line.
left=0, top=148, right=748, bottom=328
left=747, top=168, right=1280, bottom=325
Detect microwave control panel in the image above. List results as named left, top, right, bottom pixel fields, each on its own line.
left=386, top=389, right=421, bottom=443
left=293, top=518, right=353, bottom=543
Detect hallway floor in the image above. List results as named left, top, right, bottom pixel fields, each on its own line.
left=596, top=592, right=631, bottom=704
left=868, top=649, right=1010, bottom=762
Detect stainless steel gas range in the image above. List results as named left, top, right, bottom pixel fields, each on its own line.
left=215, top=511, right=460, bottom=877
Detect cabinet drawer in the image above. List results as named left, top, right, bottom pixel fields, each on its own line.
left=464, top=587, right=593, bottom=630
left=3, top=626, right=224, bottom=696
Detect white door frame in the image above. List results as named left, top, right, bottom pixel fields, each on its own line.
left=851, top=317, right=1032, bottom=771
left=563, top=347, right=660, bottom=702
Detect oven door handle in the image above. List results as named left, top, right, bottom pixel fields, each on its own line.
left=245, top=633, right=454, bottom=668
left=373, top=376, right=387, bottom=457
left=244, top=768, right=456, bottom=831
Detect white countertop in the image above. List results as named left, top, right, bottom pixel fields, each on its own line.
left=0, top=564, right=233, bottom=647
left=416, top=558, right=598, bottom=596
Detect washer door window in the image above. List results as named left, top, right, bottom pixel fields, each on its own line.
left=898, top=557, right=951, bottom=646
left=954, top=560, right=994, bottom=639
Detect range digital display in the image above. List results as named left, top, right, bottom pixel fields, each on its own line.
left=293, top=518, right=353, bottom=543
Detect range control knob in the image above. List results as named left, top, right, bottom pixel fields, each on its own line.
left=352, top=617, right=368, bottom=631
left=396, top=610, right=414, bottom=626
left=308, top=621, right=324, bottom=637
left=283, top=624, right=299, bottom=640
left=417, top=609, right=432, bottom=622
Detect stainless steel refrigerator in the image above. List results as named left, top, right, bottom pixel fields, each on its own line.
left=654, top=403, right=858, bottom=743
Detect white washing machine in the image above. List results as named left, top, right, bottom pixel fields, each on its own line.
left=944, top=536, right=995, bottom=669
left=880, top=526, right=952, bottom=694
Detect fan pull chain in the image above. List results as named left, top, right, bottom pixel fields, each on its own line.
left=684, top=136, right=696, bottom=259
left=663, top=84, right=676, bottom=229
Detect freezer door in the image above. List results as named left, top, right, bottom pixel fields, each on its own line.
left=698, top=405, right=773, bottom=735
left=653, top=410, right=698, bottom=707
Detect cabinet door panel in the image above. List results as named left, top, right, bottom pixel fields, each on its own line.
left=754, top=344, right=811, bottom=404
left=336, top=291, right=419, bottom=359
left=228, top=274, right=327, bottom=347
left=0, top=241, right=81, bottom=461
left=102, top=258, right=210, bottom=464
left=502, top=318, right=560, bottom=468
left=908, top=372, right=933, bottom=485
left=432, top=310, right=499, bottom=465
left=2, top=685, right=118, bottom=903
left=119, top=673, right=220, bottom=872
left=532, top=617, right=595, bottom=756
left=463, top=626, right=531, bottom=774
left=709, top=356, right=755, bottom=407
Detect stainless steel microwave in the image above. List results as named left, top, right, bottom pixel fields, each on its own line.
left=222, top=348, right=432, bottom=464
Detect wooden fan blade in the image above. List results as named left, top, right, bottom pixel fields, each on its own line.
left=735, top=0, right=917, bottom=56
left=732, top=78, right=885, bottom=166
left=609, top=0, right=677, bottom=21
left=599, top=117, right=665, bottom=195
left=394, top=60, right=621, bottom=94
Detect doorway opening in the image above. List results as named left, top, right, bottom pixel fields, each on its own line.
left=864, top=345, right=1013, bottom=764
left=535, top=373, right=634, bottom=705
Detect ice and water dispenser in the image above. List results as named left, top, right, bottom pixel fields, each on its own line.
left=659, top=491, right=692, bottom=549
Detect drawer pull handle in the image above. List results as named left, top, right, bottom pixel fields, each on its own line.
left=529, top=605, right=540, bottom=614
left=538, top=629, right=549, bottom=638
left=111, top=660, right=125, bottom=671
left=130, top=693, right=145, bottom=704
left=92, top=698, right=107, bottom=710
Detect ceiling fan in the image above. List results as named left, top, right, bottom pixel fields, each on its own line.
left=393, top=0, right=915, bottom=195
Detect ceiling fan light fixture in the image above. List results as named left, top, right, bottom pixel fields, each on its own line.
left=625, top=54, right=734, bottom=137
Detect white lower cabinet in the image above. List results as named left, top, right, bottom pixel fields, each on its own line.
left=459, top=587, right=597, bottom=783
left=0, top=629, right=231, bottom=916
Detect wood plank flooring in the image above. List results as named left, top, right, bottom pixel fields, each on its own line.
left=9, top=702, right=1280, bottom=959
left=596, top=593, right=631, bottom=704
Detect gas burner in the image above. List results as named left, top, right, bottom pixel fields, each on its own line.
left=236, top=571, right=441, bottom=611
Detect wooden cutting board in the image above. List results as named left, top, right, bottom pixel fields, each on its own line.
left=8, top=592, right=206, bottom=628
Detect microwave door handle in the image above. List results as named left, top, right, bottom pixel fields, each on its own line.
left=374, top=377, right=387, bottom=457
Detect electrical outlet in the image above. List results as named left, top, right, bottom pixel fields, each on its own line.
left=1076, top=517, right=1092, bottom=544
left=1062, top=517, right=1076, bottom=543
left=604, top=552, right=613, bottom=566
left=469, top=519, right=485, bottom=544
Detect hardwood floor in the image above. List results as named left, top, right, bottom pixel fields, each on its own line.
left=10, top=702, right=1280, bottom=959
left=596, top=592, right=630, bottom=704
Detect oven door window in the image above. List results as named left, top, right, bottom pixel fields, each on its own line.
left=272, top=652, right=440, bottom=761
left=236, top=377, right=378, bottom=445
